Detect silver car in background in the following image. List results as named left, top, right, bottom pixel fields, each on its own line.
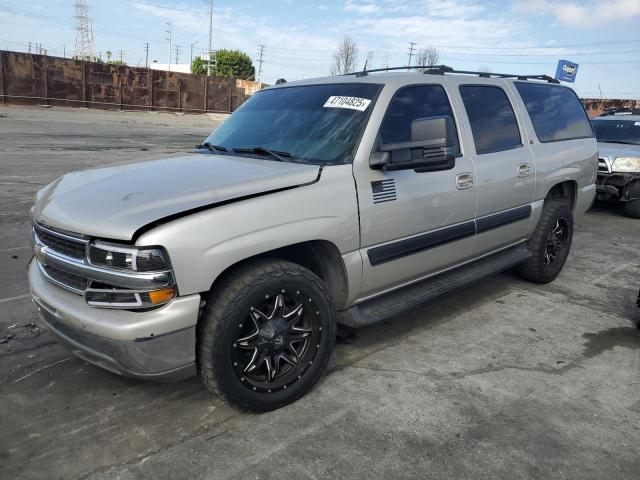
left=592, top=112, right=640, bottom=218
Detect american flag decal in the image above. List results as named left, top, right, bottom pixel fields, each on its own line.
left=371, top=179, right=396, bottom=204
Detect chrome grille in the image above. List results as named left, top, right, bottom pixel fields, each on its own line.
left=598, top=157, right=611, bottom=174
left=33, top=222, right=89, bottom=294
left=41, top=264, right=88, bottom=293
left=34, top=223, right=87, bottom=261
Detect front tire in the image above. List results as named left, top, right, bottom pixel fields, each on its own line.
left=515, top=201, right=574, bottom=284
left=197, top=259, right=336, bottom=411
left=623, top=199, right=640, bottom=219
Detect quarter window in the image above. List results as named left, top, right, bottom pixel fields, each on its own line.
left=459, top=85, right=522, bottom=155
left=514, top=82, right=593, bottom=143
left=380, top=85, right=458, bottom=145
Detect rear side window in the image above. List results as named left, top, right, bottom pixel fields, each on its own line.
left=459, top=85, right=522, bottom=155
left=515, top=83, right=593, bottom=142
left=380, top=85, right=457, bottom=145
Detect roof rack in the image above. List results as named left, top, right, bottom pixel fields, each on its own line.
left=351, top=65, right=560, bottom=83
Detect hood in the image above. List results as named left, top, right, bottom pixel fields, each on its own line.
left=598, top=142, right=640, bottom=160
left=33, top=153, right=321, bottom=240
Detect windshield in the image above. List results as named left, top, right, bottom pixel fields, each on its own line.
left=203, top=83, right=382, bottom=164
left=592, top=119, right=640, bottom=145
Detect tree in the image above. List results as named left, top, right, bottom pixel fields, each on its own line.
left=415, top=46, right=440, bottom=69
left=191, top=49, right=255, bottom=80
left=330, top=35, right=359, bottom=76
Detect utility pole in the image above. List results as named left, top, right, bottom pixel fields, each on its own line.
left=256, top=44, right=265, bottom=85
left=118, top=49, right=125, bottom=63
left=190, top=41, right=198, bottom=65
left=28, top=42, right=32, bottom=54
left=144, top=42, right=149, bottom=68
left=207, top=0, right=213, bottom=76
left=63, top=44, right=66, bottom=57
left=407, top=42, right=416, bottom=69
left=175, top=44, right=180, bottom=64
left=166, top=22, right=172, bottom=72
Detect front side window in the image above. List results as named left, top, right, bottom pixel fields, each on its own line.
left=592, top=119, right=640, bottom=145
left=379, top=84, right=458, bottom=145
left=515, top=82, right=593, bottom=143
left=459, top=85, right=522, bottom=155
left=204, top=83, right=382, bottom=164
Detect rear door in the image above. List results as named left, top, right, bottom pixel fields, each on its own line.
left=354, top=83, right=478, bottom=297
left=455, top=81, right=536, bottom=254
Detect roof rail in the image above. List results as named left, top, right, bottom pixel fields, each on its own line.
left=350, top=65, right=560, bottom=83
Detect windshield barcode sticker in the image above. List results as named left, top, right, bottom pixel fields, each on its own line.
left=323, top=96, right=371, bottom=112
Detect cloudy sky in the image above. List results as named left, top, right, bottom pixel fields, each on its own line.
left=1, top=0, right=639, bottom=98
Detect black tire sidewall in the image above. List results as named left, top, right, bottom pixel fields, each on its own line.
left=623, top=199, right=640, bottom=219
left=531, top=203, right=574, bottom=282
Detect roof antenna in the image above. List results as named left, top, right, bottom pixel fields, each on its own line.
left=356, top=59, right=369, bottom=77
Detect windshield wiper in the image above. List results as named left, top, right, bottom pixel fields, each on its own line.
left=232, top=146, right=293, bottom=162
left=198, top=142, right=227, bottom=152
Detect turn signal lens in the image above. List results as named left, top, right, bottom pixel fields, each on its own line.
left=148, top=287, right=176, bottom=305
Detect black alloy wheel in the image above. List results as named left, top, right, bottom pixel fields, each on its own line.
left=198, top=259, right=336, bottom=411
left=543, top=217, right=569, bottom=269
left=232, top=290, right=323, bottom=393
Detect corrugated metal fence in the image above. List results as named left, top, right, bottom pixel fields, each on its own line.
left=0, top=51, right=262, bottom=113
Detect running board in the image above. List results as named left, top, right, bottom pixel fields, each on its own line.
left=339, top=244, right=532, bottom=328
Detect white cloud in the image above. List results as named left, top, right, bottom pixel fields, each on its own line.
left=513, top=0, right=640, bottom=27
left=344, top=1, right=380, bottom=15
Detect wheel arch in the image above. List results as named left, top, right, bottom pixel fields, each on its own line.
left=544, top=180, right=578, bottom=210
left=206, top=240, right=350, bottom=310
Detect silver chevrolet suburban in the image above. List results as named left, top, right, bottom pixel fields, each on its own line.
left=29, top=66, right=597, bottom=411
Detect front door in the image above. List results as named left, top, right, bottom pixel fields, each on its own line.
left=354, top=84, right=478, bottom=297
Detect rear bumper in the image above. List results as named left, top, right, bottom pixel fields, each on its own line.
left=29, top=260, right=199, bottom=381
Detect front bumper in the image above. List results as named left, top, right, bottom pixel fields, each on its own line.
left=29, top=260, right=200, bottom=381
left=596, top=172, right=640, bottom=202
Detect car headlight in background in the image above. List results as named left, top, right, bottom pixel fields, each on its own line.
left=612, top=157, right=640, bottom=173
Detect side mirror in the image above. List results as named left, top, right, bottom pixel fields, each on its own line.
left=370, top=116, right=461, bottom=172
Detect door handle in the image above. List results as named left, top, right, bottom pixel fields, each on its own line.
left=456, top=172, right=474, bottom=190
left=517, top=164, right=531, bottom=178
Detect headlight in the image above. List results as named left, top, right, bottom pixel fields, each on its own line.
left=86, top=241, right=175, bottom=308
left=88, top=241, right=171, bottom=272
left=612, top=157, right=640, bottom=173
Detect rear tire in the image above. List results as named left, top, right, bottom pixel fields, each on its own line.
left=197, top=259, right=336, bottom=412
left=623, top=199, right=640, bottom=219
left=515, top=201, right=573, bottom=284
